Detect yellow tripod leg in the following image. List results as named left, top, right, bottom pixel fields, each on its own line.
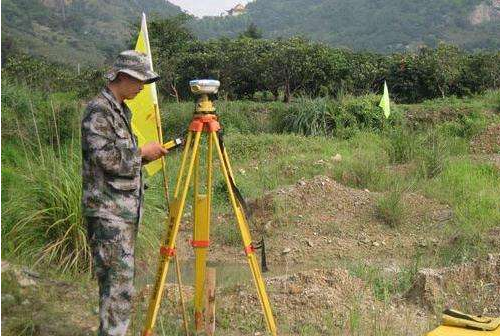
left=192, top=139, right=208, bottom=332
left=211, top=132, right=278, bottom=336
left=193, top=193, right=209, bottom=331
left=143, top=131, right=202, bottom=336
left=193, top=133, right=214, bottom=332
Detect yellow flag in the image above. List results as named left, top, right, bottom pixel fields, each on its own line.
left=379, top=81, right=391, bottom=119
left=126, top=13, right=163, bottom=176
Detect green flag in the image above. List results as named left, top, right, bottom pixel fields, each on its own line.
left=379, top=81, right=391, bottom=119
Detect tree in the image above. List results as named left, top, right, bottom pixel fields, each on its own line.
left=239, top=23, right=263, bottom=39
left=149, top=14, right=196, bottom=101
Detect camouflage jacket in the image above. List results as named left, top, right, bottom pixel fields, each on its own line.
left=81, top=87, right=143, bottom=223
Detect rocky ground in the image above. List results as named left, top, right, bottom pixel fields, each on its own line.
left=471, top=123, right=500, bottom=169
left=2, top=123, right=499, bottom=335
left=3, top=170, right=499, bottom=335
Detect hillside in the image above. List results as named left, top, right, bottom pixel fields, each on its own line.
left=3, top=0, right=499, bottom=67
left=190, top=0, right=500, bottom=52
left=1, top=0, right=182, bottom=66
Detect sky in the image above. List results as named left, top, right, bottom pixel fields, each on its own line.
left=168, top=0, right=252, bottom=17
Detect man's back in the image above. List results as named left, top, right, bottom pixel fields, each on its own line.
left=81, top=87, right=142, bottom=223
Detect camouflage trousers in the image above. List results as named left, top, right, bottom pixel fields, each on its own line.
left=87, top=216, right=138, bottom=336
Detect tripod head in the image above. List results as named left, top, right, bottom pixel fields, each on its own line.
left=189, top=79, right=220, bottom=114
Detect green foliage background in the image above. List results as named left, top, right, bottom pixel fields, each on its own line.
left=191, top=0, right=500, bottom=52
left=2, top=0, right=499, bottom=68
left=1, top=0, right=182, bottom=66
left=145, top=17, right=500, bottom=104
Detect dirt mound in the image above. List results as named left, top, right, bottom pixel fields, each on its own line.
left=406, top=253, right=500, bottom=314
left=470, top=123, right=500, bottom=154
left=267, top=268, right=371, bottom=319
left=245, top=176, right=451, bottom=266
left=406, top=106, right=472, bottom=127
left=156, top=175, right=451, bottom=268
left=218, top=267, right=374, bottom=333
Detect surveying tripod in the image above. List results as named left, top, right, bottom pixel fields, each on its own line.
left=142, top=80, right=277, bottom=336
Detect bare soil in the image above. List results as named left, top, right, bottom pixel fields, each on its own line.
left=3, top=175, right=498, bottom=335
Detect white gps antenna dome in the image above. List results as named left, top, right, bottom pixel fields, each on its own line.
left=189, top=79, right=220, bottom=95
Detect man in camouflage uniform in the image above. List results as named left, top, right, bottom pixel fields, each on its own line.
left=81, top=50, right=167, bottom=336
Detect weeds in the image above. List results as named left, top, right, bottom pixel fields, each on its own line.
left=4, top=146, right=89, bottom=272
left=2, top=94, right=89, bottom=273
left=333, top=132, right=390, bottom=190
left=384, top=126, right=420, bottom=164
left=277, top=96, right=331, bottom=136
left=213, top=222, right=241, bottom=247
left=375, top=190, right=407, bottom=228
left=417, top=130, right=450, bottom=178
left=423, top=159, right=500, bottom=264
left=348, top=260, right=419, bottom=303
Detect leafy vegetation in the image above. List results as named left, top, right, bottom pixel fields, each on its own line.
left=3, top=15, right=499, bottom=105
left=1, top=0, right=182, bottom=66
left=147, top=17, right=500, bottom=103
left=376, top=190, right=407, bottom=228
left=2, top=3, right=499, bottom=334
left=191, top=0, right=500, bottom=52
left=3, top=69, right=499, bottom=272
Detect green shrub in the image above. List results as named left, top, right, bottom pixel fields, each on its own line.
left=384, top=126, right=420, bottom=164
left=375, top=190, right=406, bottom=228
left=274, top=94, right=399, bottom=138
left=438, top=110, right=488, bottom=139
left=417, top=130, right=451, bottom=179
left=338, top=94, right=385, bottom=131
left=274, top=96, right=331, bottom=136
left=2, top=53, right=104, bottom=98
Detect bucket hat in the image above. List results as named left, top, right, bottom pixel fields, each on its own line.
left=104, top=50, right=160, bottom=84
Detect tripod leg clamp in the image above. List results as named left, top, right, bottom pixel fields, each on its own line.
left=244, top=244, right=255, bottom=255
left=160, top=246, right=176, bottom=256
left=190, top=239, right=210, bottom=248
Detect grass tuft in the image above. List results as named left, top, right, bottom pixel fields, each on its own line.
left=4, top=147, right=89, bottom=273
left=375, top=190, right=406, bottom=228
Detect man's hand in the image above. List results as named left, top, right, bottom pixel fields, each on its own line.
left=139, top=142, right=168, bottom=162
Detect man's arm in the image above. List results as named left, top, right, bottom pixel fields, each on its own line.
left=140, top=142, right=168, bottom=164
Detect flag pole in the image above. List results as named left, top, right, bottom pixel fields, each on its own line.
left=142, top=13, right=190, bottom=335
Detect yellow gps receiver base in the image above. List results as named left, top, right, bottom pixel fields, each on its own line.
left=163, top=138, right=183, bottom=150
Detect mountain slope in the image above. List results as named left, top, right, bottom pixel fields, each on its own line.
left=190, top=0, right=500, bottom=52
left=1, top=0, right=183, bottom=66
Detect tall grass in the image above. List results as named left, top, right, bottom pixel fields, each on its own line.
left=276, top=96, right=331, bottom=136
left=274, top=94, right=401, bottom=138
left=2, top=92, right=89, bottom=273
left=161, top=99, right=281, bottom=139
left=4, top=147, right=89, bottom=272
left=423, top=159, right=500, bottom=264
left=375, top=189, right=407, bottom=228
left=384, top=126, right=420, bottom=164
